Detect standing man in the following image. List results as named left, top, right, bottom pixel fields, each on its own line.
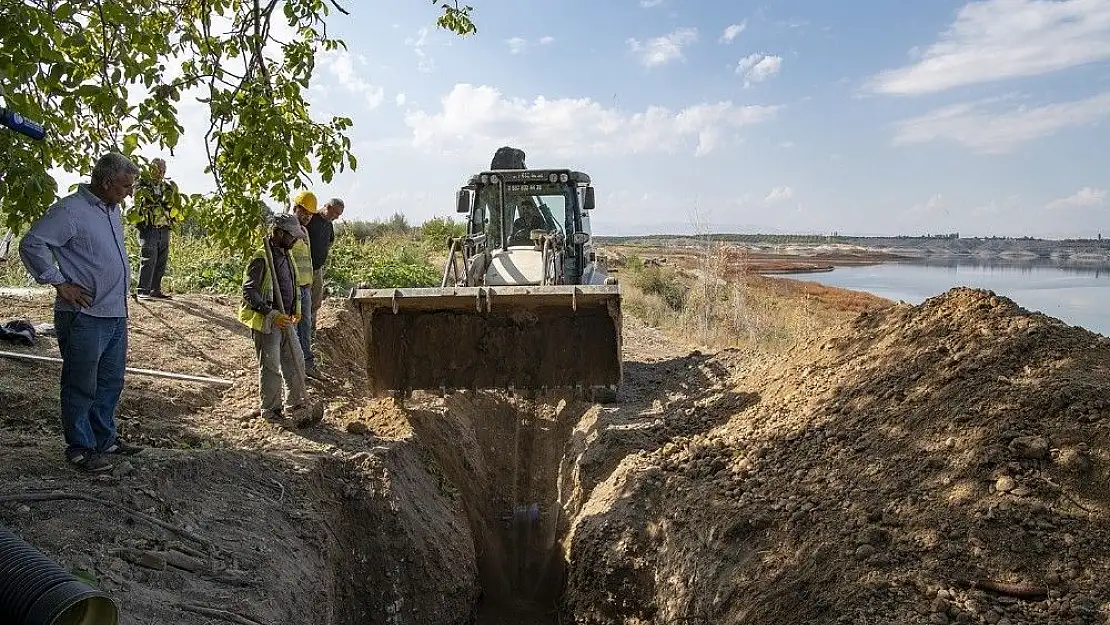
left=19, top=153, right=145, bottom=472
left=239, top=213, right=309, bottom=420
left=288, top=190, right=320, bottom=379
left=127, top=157, right=182, bottom=300
left=309, top=198, right=343, bottom=337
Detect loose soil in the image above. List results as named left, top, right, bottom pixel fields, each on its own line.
left=0, top=278, right=1107, bottom=625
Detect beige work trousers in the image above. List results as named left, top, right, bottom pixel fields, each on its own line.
left=253, top=327, right=306, bottom=413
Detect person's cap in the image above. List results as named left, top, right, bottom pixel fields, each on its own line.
left=273, top=213, right=308, bottom=240
left=292, top=189, right=318, bottom=214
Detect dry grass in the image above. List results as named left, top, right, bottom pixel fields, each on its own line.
left=614, top=240, right=894, bottom=354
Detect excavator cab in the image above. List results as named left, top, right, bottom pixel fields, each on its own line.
left=349, top=150, right=622, bottom=398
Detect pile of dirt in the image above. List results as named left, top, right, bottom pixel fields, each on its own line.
left=564, top=287, right=1110, bottom=624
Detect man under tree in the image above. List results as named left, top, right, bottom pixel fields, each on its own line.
left=127, top=157, right=182, bottom=300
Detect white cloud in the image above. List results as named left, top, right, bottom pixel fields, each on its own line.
left=720, top=22, right=747, bottom=44
left=395, top=92, right=407, bottom=107
left=1047, top=187, right=1109, bottom=210
left=627, top=28, right=699, bottom=68
left=908, top=193, right=948, bottom=217
left=320, top=50, right=384, bottom=109
left=869, top=0, right=1110, bottom=95
left=736, top=53, right=783, bottom=86
left=405, top=27, right=436, bottom=73
left=505, top=35, right=555, bottom=54
left=892, top=91, right=1110, bottom=153
left=404, top=84, right=780, bottom=158
left=506, top=37, right=528, bottom=54
left=765, top=186, right=795, bottom=202
left=640, top=0, right=665, bottom=7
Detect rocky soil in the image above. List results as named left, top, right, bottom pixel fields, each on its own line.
left=0, top=284, right=1107, bottom=624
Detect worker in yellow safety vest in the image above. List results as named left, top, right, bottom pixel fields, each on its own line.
left=126, top=158, right=183, bottom=300
left=239, top=213, right=308, bottom=421
left=288, top=189, right=322, bottom=380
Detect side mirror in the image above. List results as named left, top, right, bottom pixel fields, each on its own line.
left=572, top=232, right=590, bottom=245
left=456, top=189, right=472, bottom=214
left=582, top=186, right=596, bottom=211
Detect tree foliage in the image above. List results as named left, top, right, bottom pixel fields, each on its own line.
left=0, top=0, right=476, bottom=253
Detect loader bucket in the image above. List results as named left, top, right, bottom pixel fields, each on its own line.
left=349, top=285, right=622, bottom=396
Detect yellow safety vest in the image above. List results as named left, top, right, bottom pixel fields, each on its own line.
left=238, top=245, right=302, bottom=331
left=290, top=238, right=313, bottom=287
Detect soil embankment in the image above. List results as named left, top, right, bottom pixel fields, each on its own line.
left=1, top=282, right=1108, bottom=624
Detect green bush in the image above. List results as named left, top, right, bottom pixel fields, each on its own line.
left=418, top=217, right=466, bottom=250
left=2, top=207, right=447, bottom=297
left=323, top=231, right=440, bottom=293
left=633, top=265, right=687, bottom=311
left=338, top=212, right=414, bottom=242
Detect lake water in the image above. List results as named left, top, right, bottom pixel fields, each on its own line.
left=790, top=259, right=1110, bottom=337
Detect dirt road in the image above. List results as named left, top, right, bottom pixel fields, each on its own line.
left=0, top=284, right=1108, bottom=624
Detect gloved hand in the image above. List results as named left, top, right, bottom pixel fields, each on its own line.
left=290, top=313, right=302, bottom=324
left=274, top=313, right=295, bottom=329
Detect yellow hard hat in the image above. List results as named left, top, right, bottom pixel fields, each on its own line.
left=292, top=189, right=318, bottom=214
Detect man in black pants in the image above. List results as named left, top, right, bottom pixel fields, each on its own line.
left=127, top=158, right=182, bottom=300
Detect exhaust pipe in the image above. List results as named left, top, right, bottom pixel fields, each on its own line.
left=0, top=526, right=119, bottom=625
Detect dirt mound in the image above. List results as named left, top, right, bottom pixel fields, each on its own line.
left=565, top=287, right=1110, bottom=624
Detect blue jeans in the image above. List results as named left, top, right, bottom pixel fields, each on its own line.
left=297, top=286, right=314, bottom=368
left=54, top=311, right=127, bottom=456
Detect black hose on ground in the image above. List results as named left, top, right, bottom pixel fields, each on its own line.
left=0, top=525, right=118, bottom=625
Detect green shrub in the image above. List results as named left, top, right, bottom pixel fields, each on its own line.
left=2, top=216, right=445, bottom=296
left=633, top=265, right=687, bottom=311
left=339, top=212, right=415, bottom=242
left=418, top=217, right=466, bottom=250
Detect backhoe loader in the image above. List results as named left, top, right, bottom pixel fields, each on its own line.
left=349, top=147, right=622, bottom=398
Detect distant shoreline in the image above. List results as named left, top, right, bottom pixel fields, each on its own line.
left=598, top=237, right=1110, bottom=275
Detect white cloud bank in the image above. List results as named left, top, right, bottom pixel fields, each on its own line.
left=869, top=0, right=1110, bottom=95
left=404, top=84, right=779, bottom=158
left=892, top=91, right=1110, bottom=153
left=1047, top=187, right=1109, bottom=210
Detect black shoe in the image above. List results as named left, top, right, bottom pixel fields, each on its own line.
left=67, top=451, right=115, bottom=473
left=151, top=291, right=173, bottom=300
left=136, top=290, right=153, bottom=300
left=103, top=440, right=144, bottom=455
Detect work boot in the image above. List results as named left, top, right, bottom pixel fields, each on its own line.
left=260, top=408, right=282, bottom=421
left=103, top=439, right=144, bottom=456
left=305, top=364, right=323, bottom=380
left=286, top=402, right=324, bottom=428
left=67, top=450, right=115, bottom=473
left=151, top=291, right=173, bottom=300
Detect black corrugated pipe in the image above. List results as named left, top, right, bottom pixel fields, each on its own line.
left=0, top=525, right=118, bottom=625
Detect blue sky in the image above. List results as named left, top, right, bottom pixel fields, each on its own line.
left=124, top=0, right=1110, bottom=237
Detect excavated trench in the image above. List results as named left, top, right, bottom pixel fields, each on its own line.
left=318, top=392, right=600, bottom=625
left=407, top=392, right=595, bottom=624
left=313, top=303, right=611, bottom=624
